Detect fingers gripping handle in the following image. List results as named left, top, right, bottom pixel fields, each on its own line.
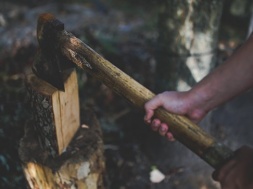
left=154, top=108, right=234, bottom=169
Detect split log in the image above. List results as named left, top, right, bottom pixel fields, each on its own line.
left=19, top=13, right=105, bottom=189
left=25, top=68, right=80, bottom=156
left=19, top=110, right=105, bottom=189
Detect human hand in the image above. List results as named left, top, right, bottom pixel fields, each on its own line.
left=144, top=91, right=207, bottom=141
left=212, top=145, right=253, bottom=189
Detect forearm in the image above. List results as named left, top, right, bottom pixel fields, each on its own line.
left=189, top=34, right=253, bottom=112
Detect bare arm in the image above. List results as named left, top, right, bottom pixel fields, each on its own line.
left=144, top=33, right=253, bottom=189
left=190, top=33, right=253, bottom=113
left=144, top=33, right=253, bottom=139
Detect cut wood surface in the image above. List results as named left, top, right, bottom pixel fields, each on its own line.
left=20, top=13, right=106, bottom=189
left=26, top=68, right=80, bottom=156
left=19, top=110, right=105, bottom=189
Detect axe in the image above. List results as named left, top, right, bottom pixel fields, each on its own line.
left=33, top=13, right=234, bottom=169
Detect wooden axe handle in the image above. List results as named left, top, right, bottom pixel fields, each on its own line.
left=59, top=30, right=234, bottom=169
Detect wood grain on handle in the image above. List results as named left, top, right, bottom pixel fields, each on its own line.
left=58, top=29, right=233, bottom=169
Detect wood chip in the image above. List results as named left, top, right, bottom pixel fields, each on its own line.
left=81, top=124, right=89, bottom=129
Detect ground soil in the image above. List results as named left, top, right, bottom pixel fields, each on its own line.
left=0, top=2, right=253, bottom=189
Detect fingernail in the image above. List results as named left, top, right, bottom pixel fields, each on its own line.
left=166, top=133, right=175, bottom=142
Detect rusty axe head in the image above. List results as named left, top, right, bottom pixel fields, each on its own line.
left=32, top=13, right=74, bottom=91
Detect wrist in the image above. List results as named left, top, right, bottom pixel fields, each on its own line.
left=186, top=88, right=212, bottom=120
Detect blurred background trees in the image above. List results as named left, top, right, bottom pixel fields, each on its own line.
left=155, top=0, right=223, bottom=92
left=0, top=0, right=253, bottom=188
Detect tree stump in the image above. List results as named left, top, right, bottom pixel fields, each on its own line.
left=19, top=110, right=105, bottom=189
left=19, top=13, right=105, bottom=189
left=19, top=69, right=105, bottom=188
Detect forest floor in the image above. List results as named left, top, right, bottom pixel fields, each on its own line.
left=1, top=1, right=253, bottom=189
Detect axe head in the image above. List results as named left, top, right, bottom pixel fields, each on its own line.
left=32, top=13, right=75, bottom=91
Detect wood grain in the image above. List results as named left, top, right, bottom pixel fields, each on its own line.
left=26, top=68, right=80, bottom=156
left=58, top=30, right=234, bottom=168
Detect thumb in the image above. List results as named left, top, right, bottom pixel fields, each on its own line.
left=144, top=95, right=163, bottom=110
left=144, top=109, right=154, bottom=124
left=144, top=96, right=163, bottom=122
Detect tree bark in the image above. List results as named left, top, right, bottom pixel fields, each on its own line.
left=25, top=68, right=80, bottom=156
left=19, top=110, right=105, bottom=189
left=155, top=0, right=223, bottom=91
left=22, top=67, right=105, bottom=189
left=19, top=13, right=105, bottom=189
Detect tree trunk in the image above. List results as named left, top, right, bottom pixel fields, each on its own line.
left=155, top=0, right=223, bottom=91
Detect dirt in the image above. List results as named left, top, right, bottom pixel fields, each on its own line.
left=0, top=1, right=252, bottom=189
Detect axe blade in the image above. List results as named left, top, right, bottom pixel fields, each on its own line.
left=33, top=13, right=75, bottom=91
left=32, top=50, right=66, bottom=91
